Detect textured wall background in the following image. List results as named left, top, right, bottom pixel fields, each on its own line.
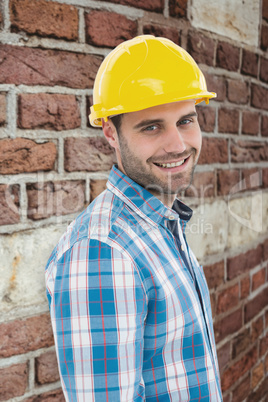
left=0, top=0, right=267, bottom=401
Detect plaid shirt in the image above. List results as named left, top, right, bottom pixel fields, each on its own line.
left=46, top=165, right=222, bottom=401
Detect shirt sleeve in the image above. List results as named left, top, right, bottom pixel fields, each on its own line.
left=49, top=237, right=147, bottom=402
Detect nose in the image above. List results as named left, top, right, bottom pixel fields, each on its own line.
left=163, top=125, right=186, bottom=154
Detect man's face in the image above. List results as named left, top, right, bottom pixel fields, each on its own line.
left=109, top=100, right=202, bottom=200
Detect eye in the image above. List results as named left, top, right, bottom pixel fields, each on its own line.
left=143, top=124, right=159, bottom=132
left=179, top=118, right=192, bottom=126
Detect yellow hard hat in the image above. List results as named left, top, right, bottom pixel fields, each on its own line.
left=89, top=35, right=216, bottom=127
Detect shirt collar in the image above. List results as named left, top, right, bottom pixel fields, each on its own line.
left=107, top=165, right=193, bottom=227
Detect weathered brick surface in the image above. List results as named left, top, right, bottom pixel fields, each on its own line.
left=245, top=288, right=268, bottom=323
left=203, top=73, right=226, bottom=102
left=217, top=169, right=240, bottom=196
left=0, top=314, right=54, bottom=358
left=90, top=179, right=107, bottom=201
left=227, top=79, right=249, bottom=104
left=0, top=363, right=28, bottom=400
left=0, top=184, right=20, bottom=225
left=240, top=275, right=250, bottom=299
left=0, top=138, right=57, bottom=174
left=64, top=137, right=115, bottom=172
left=263, top=168, right=268, bottom=188
left=95, top=0, right=164, bottom=12
left=252, top=362, right=264, bottom=389
left=231, top=373, right=251, bottom=402
left=263, top=238, right=268, bottom=261
left=216, top=283, right=239, bottom=314
left=263, top=0, right=268, bottom=21
left=260, top=333, right=268, bottom=356
left=0, top=93, right=6, bottom=126
left=242, top=110, right=259, bottom=135
left=232, top=328, right=251, bottom=359
left=214, top=308, right=242, bottom=342
left=143, top=25, right=179, bottom=44
left=198, top=138, right=228, bottom=164
left=241, top=168, right=261, bottom=191
left=203, top=260, right=224, bottom=289
left=85, top=11, right=138, bottom=48
left=217, top=342, right=230, bottom=373
left=247, top=377, right=268, bottom=402
left=0, top=44, right=102, bottom=88
left=23, top=388, right=65, bottom=402
left=261, top=24, right=268, bottom=50
left=187, top=31, right=215, bottom=66
left=241, top=49, right=258, bottom=77
left=27, top=180, right=85, bottom=220
left=218, top=108, right=239, bottom=134
left=18, top=94, right=81, bottom=131
left=197, top=105, right=215, bottom=132
left=169, top=0, right=188, bottom=18
left=260, top=57, right=268, bottom=83
left=35, top=350, right=60, bottom=385
left=251, top=84, right=268, bottom=110
left=251, top=316, right=263, bottom=342
left=216, top=42, right=240, bottom=72
left=184, top=171, right=215, bottom=198
left=10, top=0, right=78, bottom=40
left=227, top=245, right=263, bottom=280
left=221, top=347, right=257, bottom=391
left=231, top=140, right=268, bottom=163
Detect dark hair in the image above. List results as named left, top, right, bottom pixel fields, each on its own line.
left=110, top=114, right=123, bottom=134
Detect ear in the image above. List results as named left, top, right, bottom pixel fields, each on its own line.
left=102, top=118, right=119, bottom=150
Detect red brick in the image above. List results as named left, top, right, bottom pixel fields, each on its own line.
left=0, top=363, right=28, bottom=400
left=0, top=138, right=56, bottom=174
left=241, top=168, right=261, bottom=191
left=232, top=328, right=251, bottom=359
left=227, top=245, right=263, bottom=280
left=251, top=315, right=263, bottom=342
left=221, top=346, right=257, bottom=391
left=263, top=0, right=268, bottom=21
left=198, top=137, right=228, bottom=164
left=217, top=169, right=240, bottom=196
left=214, top=308, right=242, bottom=342
left=260, top=57, right=268, bottom=83
left=64, top=137, right=115, bottom=172
left=18, top=93, right=81, bottom=131
left=217, top=283, right=239, bottom=314
left=0, top=93, right=6, bottom=126
left=245, top=288, right=268, bottom=323
left=247, top=377, right=268, bottom=402
left=261, top=115, right=268, bottom=137
left=90, top=179, right=107, bottom=202
left=251, top=84, right=268, bottom=110
left=169, top=0, right=188, bottom=18
left=94, top=0, right=164, bottom=13
left=260, top=332, right=268, bottom=356
left=252, top=268, right=266, bottom=291
left=0, top=44, right=102, bottom=88
left=27, top=180, right=85, bottom=220
left=197, top=105, right=215, bottom=132
left=241, top=275, right=250, bottom=299
left=217, top=341, right=230, bottom=373
left=23, top=388, right=65, bottom=402
left=0, top=313, right=54, bottom=358
left=227, top=79, right=249, bottom=104
left=241, top=49, right=258, bottom=77
left=218, top=108, right=239, bottom=134
left=263, top=168, right=268, bottom=188
left=184, top=171, right=215, bottom=198
left=187, top=31, right=215, bottom=66
left=252, top=362, right=265, bottom=389
left=143, top=25, right=179, bottom=44
left=203, top=73, right=226, bottom=102
left=261, top=24, right=268, bottom=50
left=10, top=0, right=78, bottom=41
left=85, top=11, right=137, bottom=48
left=0, top=184, right=20, bottom=225
left=242, top=110, right=260, bottom=135
left=231, top=373, right=251, bottom=402
left=223, top=395, right=230, bottom=402
left=231, top=140, right=268, bottom=163
left=203, top=261, right=224, bottom=289
left=35, top=350, right=60, bottom=385
left=216, top=42, right=240, bottom=72
left=263, top=238, right=268, bottom=261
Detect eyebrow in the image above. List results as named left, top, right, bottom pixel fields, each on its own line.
left=133, top=112, right=198, bottom=130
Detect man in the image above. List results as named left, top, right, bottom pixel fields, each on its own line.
left=46, top=35, right=222, bottom=401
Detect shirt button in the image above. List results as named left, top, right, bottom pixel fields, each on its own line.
left=181, top=245, right=184, bottom=251
left=168, top=215, right=175, bottom=220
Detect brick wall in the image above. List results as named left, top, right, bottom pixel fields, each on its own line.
left=0, top=0, right=267, bottom=401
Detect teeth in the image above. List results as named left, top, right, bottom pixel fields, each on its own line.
left=156, top=160, right=185, bottom=168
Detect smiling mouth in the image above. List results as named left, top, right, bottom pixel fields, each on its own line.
left=154, top=159, right=186, bottom=168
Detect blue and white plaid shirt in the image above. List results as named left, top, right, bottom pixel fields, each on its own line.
left=46, top=165, right=222, bottom=401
